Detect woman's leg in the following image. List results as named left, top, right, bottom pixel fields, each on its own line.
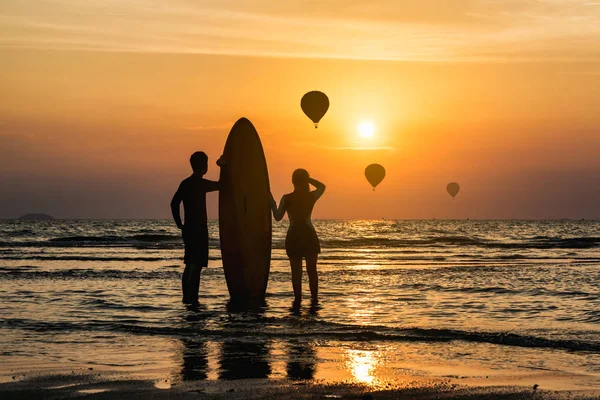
left=182, top=264, right=191, bottom=303
left=188, top=264, right=202, bottom=304
left=289, top=257, right=303, bottom=303
left=306, top=254, right=319, bottom=303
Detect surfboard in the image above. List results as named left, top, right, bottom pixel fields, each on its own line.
left=219, top=118, right=272, bottom=302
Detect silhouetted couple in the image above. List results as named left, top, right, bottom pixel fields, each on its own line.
left=171, top=151, right=326, bottom=306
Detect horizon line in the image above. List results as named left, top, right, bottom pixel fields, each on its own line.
left=3, top=217, right=598, bottom=222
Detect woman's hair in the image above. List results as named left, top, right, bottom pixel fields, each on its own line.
left=292, top=168, right=310, bottom=192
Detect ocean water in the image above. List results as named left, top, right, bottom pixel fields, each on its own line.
left=1, top=220, right=600, bottom=387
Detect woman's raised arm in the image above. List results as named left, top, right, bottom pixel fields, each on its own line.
left=309, top=178, right=326, bottom=201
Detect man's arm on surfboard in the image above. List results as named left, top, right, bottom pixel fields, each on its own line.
left=170, top=183, right=184, bottom=229
left=309, top=178, right=326, bottom=201
left=205, top=155, right=226, bottom=192
left=203, top=179, right=220, bottom=192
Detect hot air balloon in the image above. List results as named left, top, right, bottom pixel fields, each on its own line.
left=365, top=164, right=385, bottom=191
left=446, top=182, right=460, bottom=199
left=301, top=91, right=329, bottom=128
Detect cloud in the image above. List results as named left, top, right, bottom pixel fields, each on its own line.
left=290, top=141, right=396, bottom=151
left=182, top=122, right=234, bottom=132
left=327, top=146, right=397, bottom=151
left=1, top=0, right=599, bottom=61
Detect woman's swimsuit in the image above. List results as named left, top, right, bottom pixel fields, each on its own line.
left=284, top=191, right=321, bottom=259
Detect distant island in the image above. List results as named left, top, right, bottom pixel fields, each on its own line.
left=18, top=213, right=54, bottom=221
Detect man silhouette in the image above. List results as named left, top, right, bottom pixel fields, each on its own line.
left=171, top=151, right=222, bottom=304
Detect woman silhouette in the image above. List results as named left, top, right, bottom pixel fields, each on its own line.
left=270, top=169, right=325, bottom=305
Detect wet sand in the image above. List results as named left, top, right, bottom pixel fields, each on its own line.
left=2, top=368, right=600, bottom=399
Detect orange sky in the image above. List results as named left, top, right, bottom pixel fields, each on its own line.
left=1, top=1, right=600, bottom=219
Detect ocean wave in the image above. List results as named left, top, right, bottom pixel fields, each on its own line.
left=131, top=234, right=181, bottom=242
left=48, top=235, right=128, bottom=243
left=0, top=255, right=183, bottom=261
left=1, top=234, right=600, bottom=250
left=8, top=229, right=34, bottom=237
left=81, top=297, right=168, bottom=311
left=0, top=265, right=40, bottom=272
left=321, top=236, right=600, bottom=249
left=1, top=268, right=598, bottom=303
left=581, top=310, right=600, bottom=323
left=3, top=252, right=600, bottom=265
left=0, top=267, right=180, bottom=279
left=435, top=285, right=599, bottom=300
left=2, top=317, right=599, bottom=353
left=48, top=234, right=182, bottom=243
left=491, top=237, right=600, bottom=249
left=320, top=236, right=482, bottom=248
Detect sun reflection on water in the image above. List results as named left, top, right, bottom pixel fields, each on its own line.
left=346, top=349, right=379, bottom=386
left=349, top=263, right=379, bottom=270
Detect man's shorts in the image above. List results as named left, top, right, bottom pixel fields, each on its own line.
left=183, top=228, right=209, bottom=267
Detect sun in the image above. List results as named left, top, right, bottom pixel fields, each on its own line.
left=358, top=121, right=375, bottom=138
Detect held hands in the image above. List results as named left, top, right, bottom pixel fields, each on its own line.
left=269, top=192, right=278, bottom=215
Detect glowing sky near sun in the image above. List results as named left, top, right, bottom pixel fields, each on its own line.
left=1, top=1, right=600, bottom=219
